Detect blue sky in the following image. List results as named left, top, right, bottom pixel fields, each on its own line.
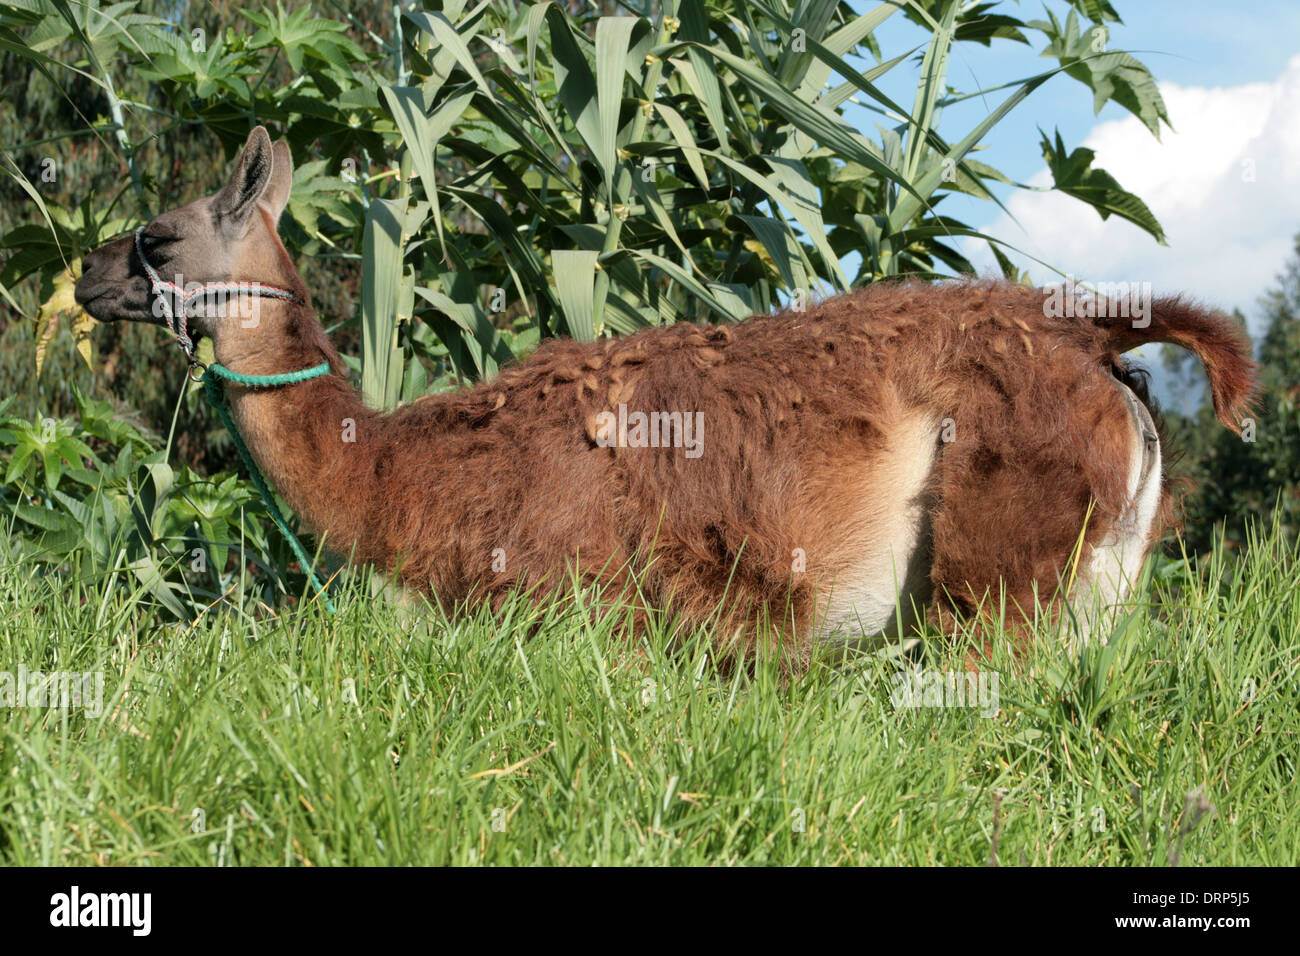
left=833, top=1, right=1300, bottom=410
left=851, top=0, right=1300, bottom=183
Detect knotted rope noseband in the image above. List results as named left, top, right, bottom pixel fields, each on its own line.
left=134, top=226, right=336, bottom=612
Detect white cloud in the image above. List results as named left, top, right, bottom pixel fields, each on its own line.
left=967, top=54, right=1300, bottom=336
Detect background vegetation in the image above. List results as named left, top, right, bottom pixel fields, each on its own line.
left=0, top=0, right=1295, bottom=864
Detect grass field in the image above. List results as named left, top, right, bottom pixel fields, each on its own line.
left=0, top=519, right=1296, bottom=866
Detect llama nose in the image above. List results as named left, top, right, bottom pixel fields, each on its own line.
left=74, top=253, right=104, bottom=306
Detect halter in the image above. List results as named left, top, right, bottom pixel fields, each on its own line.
left=134, top=225, right=336, bottom=613
left=134, top=226, right=300, bottom=376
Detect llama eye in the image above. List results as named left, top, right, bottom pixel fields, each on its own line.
left=142, top=225, right=181, bottom=244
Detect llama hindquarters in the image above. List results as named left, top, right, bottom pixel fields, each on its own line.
left=923, top=350, right=1160, bottom=657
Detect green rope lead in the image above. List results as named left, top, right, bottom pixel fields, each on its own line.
left=202, top=361, right=336, bottom=614
left=208, top=362, right=331, bottom=388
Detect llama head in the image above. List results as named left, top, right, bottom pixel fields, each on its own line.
left=75, top=126, right=295, bottom=336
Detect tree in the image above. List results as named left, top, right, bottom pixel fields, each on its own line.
left=1163, top=233, right=1300, bottom=554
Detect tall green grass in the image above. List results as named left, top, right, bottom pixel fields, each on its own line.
left=0, top=519, right=1295, bottom=866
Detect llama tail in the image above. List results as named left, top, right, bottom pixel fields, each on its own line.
left=1096, top=295, right=1258, bottom=434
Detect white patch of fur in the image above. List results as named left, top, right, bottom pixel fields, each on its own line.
left=816, top=410, right=939, bottom=645
left=1073, top=380, right=1162, bottom=643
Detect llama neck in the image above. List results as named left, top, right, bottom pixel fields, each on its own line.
left=207, top=297, right=387, bottom=564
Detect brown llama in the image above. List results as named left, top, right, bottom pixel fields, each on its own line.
left=74, top=127, right=1257, bottom=665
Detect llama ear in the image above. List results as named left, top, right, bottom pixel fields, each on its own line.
left=260, top=140, right=293, bottom=224
left=214, top=126, right=273, bottom=229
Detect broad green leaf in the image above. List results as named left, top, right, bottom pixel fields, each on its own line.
left=665, top=54, right=728, bottom=154
left=672, top=39, right=925, bottom=216
left=706, top=281, right=757, bottom=320
left=627, top=171, right=696, bottom=268
left=736, top=215, right=805, bottom=292
left=774, top=0, right=839, bottom=89
left=887, top=66, right=1057, bottom=236
left=594, top=17, right=639, bottom=196
left=381, top=84, right=473, bottom=251
left=404, top=11, right=493, bottom=95
left=414, top=283, right=513, bottom=379
left=904, top=1, right=957, bottom=183
left=652, top=102, right=709, bottom=190
left=551, top=249, right=600, bottom=341
left=628, top=249, right=752, bottom=322
left=795, top=2, right=899, bottom=101
left=286, top=160, right=359, bottom=239
left=361, top=199, right=420, bottom=411
left=676, top=0, right=727, bottom=148
left=1040, top=129, right=1166, bottom=243
left=545, top=6, right=612, bottom=194
left=683, top=145, right=848, bottom=290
